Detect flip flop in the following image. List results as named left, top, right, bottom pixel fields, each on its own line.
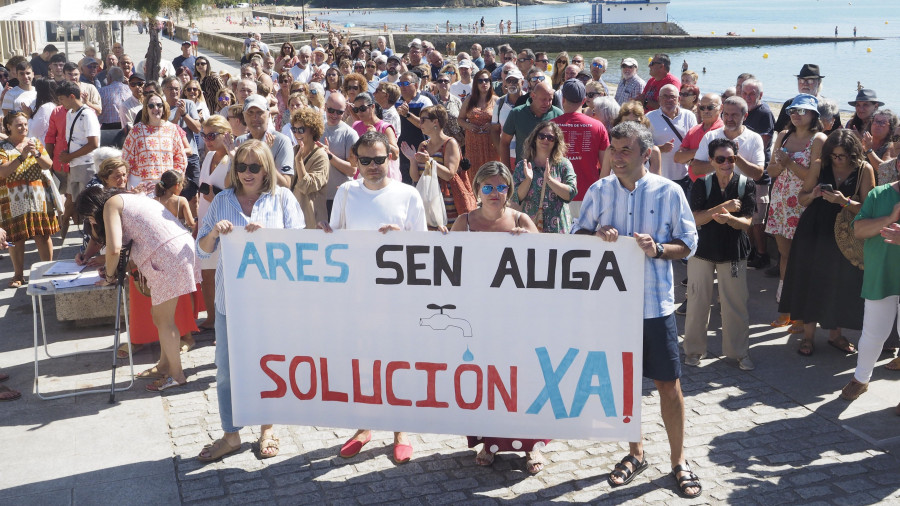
left=146, top=376, right=186, bottom=392
left=828, top=336, right=857, bottom=354
left=137, top=367, right=165, bottom=379
left=0, top=384, right=21, bottom=401
left=116, top=343, right=144, bottom=359
left=198, top=438, right=241, bottom=462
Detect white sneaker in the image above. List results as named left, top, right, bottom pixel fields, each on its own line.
left=738, top=356, right=755, bottom=371
left=684, top=353, right=706, bottom=367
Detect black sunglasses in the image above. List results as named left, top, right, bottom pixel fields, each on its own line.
left=326, top=107, right=345, bottom=115
left=351, top=104, right=370, bottom=113
left=290, top=126, right=307, bottom=135
left=358, top=156, right=388, bottom=166
left=235, top=162, right=263, bottom=174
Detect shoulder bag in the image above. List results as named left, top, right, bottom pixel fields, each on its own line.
left=833, top=169, right=865, bottom=269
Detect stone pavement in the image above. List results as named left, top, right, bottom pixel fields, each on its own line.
left=2, top=24, right=900, bottom=505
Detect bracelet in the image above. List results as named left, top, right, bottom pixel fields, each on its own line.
left=866, top=148, right=874, bottom=155
left=843, top=198, right=851, bottom=208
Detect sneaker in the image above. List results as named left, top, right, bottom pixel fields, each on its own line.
left=675, top=301, right=687, bottom=315
left=685, top=353, right=706, bottom=367
left=764, top=264, right=780, bottom=278
left=738, top=356, right=755, bottom=371
left=747, top=253, right=770, bottom=270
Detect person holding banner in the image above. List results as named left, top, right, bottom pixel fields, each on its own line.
left=195, top=140, right=305, bottom=462
left=451, top=161, right=548, bottom=473
left=572, top=122, right=702, bottom=499
left=320, top=131, right=426, bottom=464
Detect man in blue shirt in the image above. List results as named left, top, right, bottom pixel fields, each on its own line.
left=572, top=121, right=702, bottom=499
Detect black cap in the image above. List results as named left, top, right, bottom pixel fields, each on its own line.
left=129, top=72, right=146, bottom=82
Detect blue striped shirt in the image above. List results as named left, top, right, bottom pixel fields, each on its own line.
left=571, top=173, right=698, bottom=318
left=196, top=186, right=305, bottom=314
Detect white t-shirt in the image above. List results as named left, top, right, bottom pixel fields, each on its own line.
left=492, top=95, right=518, bottom=158
left=65, top=105, right=101, bottom=167
left=449, top=81, right=472, bottom=101
left=381, top=106, right=401, bottom=138
left=13, top=89, right=37, bottom=114
left=694, top=126, right=765, bottom=178
left=330, top=179, right=426, bottom=232
left=189, top=27, right=200, bottom=42
left=289, top=64, right=313, bottom=83
left=198, top=151, right=230, bottom=222
left=647, top=108, right=697, bottom=181
left=29, top=102, right=56, bottom=144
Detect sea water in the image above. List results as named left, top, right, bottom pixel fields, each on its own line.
left=309, top=0, right=899, bottom=108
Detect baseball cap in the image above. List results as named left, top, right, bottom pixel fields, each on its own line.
left=387, top=54, right=402, bottom=64
left=621, top=58, right=639, bottom=67
left=82, top=57, right=99, bottom=66
left=182, top=41, right=192, bottom=47
left=128, top=72, right=146, bottom=82
left=561, top=79, right=586, bottom=103
left=458, top=59, right=475, bottom=69
left=505, top=68, right=524, bottom=80
left=243, top=94, right=268, bottom=112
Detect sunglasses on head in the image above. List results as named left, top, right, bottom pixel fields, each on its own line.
left=235, top=163, right=263, bottom=174
left=290, top=126, right=307, bottom=135
left=358, top=156, right=388, bottom=166
left=714, top=155, right=736, bottom=164
left=481, top=184, right=509, bottom=194
left=537, top=133, right=556, bottom=142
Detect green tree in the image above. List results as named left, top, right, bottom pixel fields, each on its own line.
left=100, top=0, right=202, bottom=81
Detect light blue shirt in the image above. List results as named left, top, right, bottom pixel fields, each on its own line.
left=571, top=172, right=698, bottom=318
left=197, top=186, right=305, bottom=314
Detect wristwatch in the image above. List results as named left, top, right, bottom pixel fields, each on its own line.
left=654, top=242, right=665, bottom=259
left=327, top=152, right=333, bottom=160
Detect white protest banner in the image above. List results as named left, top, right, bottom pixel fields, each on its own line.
left=221, top=229, right=645, bottom=441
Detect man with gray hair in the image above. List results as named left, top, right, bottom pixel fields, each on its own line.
left=376, top=35, right=393, bottom=57
left=98, top=66, right=130, bottom=129
left=616, top=58, right=645, bottom=105
left=739, top=77, right=775, bottom=269
left=235, top=78, right=258, bottom=106
left=692, top=96, right=764, bottom=182
left=572, top=121, right=701, bottom=499
left=482, top=47, right=498, bottom=74
left=589, top=56, right=610, bottom=95
left=321, top=92, right=359, bottom=217
left=289, top=45, right=313, bottom=82
left=647, top=83, right=697, bottom=194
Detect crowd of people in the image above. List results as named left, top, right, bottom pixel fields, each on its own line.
left=1, top=28, right=900, bottom=499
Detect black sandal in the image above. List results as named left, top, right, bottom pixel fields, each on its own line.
left=607, top=453, right=648, bottom=487
left=672, top=463, right=702, bottom=498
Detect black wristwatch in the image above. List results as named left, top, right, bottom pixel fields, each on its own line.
left=327, top=152, right=333, bottom=160
left=654, top=242, right=665, bottom=259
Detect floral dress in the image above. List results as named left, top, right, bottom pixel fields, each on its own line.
left=463, top=105, right=499, bottom=187
left=0, top=138, right=59, bottom=242
left=512, top=158, right=577, bottom=234
left=766, top=136, right=810, bottom=240
left=876, top=158, right=899, bottom=186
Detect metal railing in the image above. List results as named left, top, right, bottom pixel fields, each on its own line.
left=517, top=14, right=592, bottom=32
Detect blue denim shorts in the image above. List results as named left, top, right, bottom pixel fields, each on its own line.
left=643, top=313, right=682, bottom=382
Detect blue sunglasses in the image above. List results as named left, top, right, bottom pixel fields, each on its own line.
left=481, top=184, right=509, bottom=195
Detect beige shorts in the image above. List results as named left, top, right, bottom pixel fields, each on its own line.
left=67, top=164, right=96, bottom=199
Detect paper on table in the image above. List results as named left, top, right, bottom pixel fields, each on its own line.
left=51, top=273, right=104, bottom=289
left=43, top=261, right=86, bottom=276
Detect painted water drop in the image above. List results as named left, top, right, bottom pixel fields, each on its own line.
left=462, top=346, right=474, bottom=362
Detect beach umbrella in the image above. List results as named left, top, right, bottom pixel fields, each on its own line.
left=344, top=23, right=355, bottom=28
left=0, top=0, right=141, bottom=55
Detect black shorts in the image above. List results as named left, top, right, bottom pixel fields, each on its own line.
left=642, top=313, right=681, bottom=382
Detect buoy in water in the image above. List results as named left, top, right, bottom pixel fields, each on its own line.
left=752, top=28, right=755, bottom=32
left=763, top=53, right=769, bottom=58
left=867, top=47, right=872, bottom=52
left=648, top=57, right=652, bottom=63
left=793, top=26, right=797, bottom=29
left=711, top=31, right=715, bottom=35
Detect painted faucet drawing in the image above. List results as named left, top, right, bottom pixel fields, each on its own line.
left=419, top=304, right=473, bottom=337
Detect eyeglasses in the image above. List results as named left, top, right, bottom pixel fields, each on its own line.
left=326, top=107, right=345, bottom=115
left=235, top=162, right=263, bottom=174
left=873, top=119, right=891, bottom=126
left=358, top=156, right=388, bottom=166
left=218, top=96, right=231, bottom=102
left=537, top=133, right=557, bottom=142
left=351, top=104, right=370, bottom=113
left=475, top=78, right=491, bottom=84
left=398, top=81, right=412, bottom=87
left=517, top=57, right=533, bottom=62
left=591, top=63, right=604, bottom=68
left=480, top=184, right=509, bottom=194
left=436, top=79, right=450, bottom=85
left=697, top=105, right=718, bottom=112
left=202, top=132, right=223, bottom=141
left=146, top=103, right=164, bottom=110
left=830, top=153, right=849, bottom=160
left=185, top=87, right=200, bottom=94
left=788, top=108, right=809, bottom=116
left=290, top=126, right=307, bottom=135
left=586, top=91, right=603, bottom=99
left=714, top=155, right=736, bottom=164
left=678, top=92, right=695, bottom=97
left=503, top=56, right=515, bottom=61
left=529, top=75, right=546, bottom=83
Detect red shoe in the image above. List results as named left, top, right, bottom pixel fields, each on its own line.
left=339, top=432, right=371, bottom=458
left=393, top=443, right=413, bottom=464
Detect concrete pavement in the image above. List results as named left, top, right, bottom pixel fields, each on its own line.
left=2, top=24, right=900, bottom=505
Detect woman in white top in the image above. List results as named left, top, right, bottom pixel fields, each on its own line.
left=26, top=77, right=57, bottom=144
left=196, top=115, right=232, bottom=331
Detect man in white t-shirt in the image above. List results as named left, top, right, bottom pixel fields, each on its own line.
left=646, top=84, right=698, bottom=194
left=320, top=130, right=424, bottom=464
left=450, top=60, right=474, bottom=101
left=289, top=46, right=313, bottom=83
left=55, top=80, right=100, bottom=199
left=692, top=96, right=764, bottom=182
left=491, top=68, right=524, bottom=167
left=2, top=62, right=36, bottom=115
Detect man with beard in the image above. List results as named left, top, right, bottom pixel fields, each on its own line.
left=500, top=80, right=562, bottom=169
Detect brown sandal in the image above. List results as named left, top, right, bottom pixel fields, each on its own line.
left=257, top=435, right=279, bottom=459
left=198, top=438, right=241, bottom=462
left=798, top=340, right=814, bottom=356
left=828, top=336, right=857, bottom=354
left=839, top=379, right=868, bottom=401
left=0, top=384, right=21, bottom=401
left=885, top=357, right=900, bottom=371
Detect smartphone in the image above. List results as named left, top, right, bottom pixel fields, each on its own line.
left=820, top=184, right=834, bottom=192
left=7, top=78, right=18, bottom=88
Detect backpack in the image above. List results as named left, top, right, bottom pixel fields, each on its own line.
left=703, top=173, right=747, bottom=200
